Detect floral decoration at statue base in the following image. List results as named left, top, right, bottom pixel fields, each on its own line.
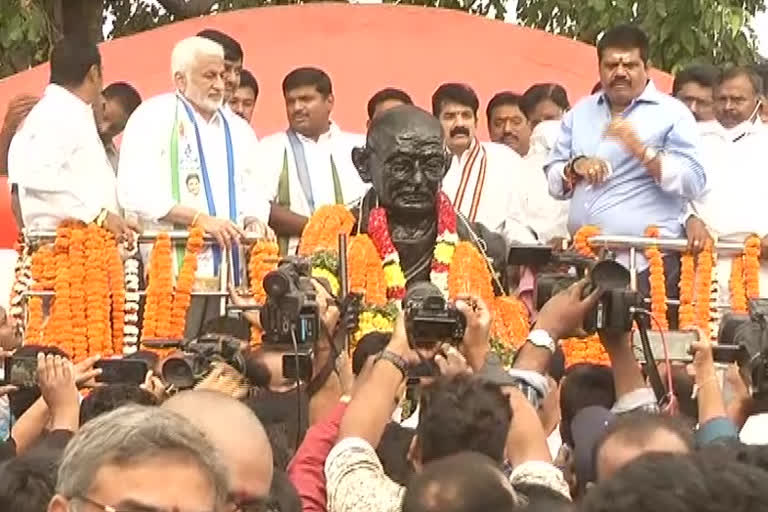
left=246, top=196, right=531, bottom=362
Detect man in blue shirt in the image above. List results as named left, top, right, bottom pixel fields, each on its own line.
left=546, top=25, right=707, bottom=327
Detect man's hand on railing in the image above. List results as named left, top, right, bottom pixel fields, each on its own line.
left=244, top=216, right=276, bottom=241
left=685, top=216, right=711, bottom=255
left=103, top=211, right=137, bottom=244
left=196, top=213, right=245, bottom=249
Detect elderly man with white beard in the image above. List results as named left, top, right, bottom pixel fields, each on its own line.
left=117, top=36, right=272, bottom=337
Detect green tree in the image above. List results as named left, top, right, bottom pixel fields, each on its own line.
left=515, top=0, right=766, bottom=73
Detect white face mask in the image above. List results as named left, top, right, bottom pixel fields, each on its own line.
left=723, top=100, right=762, bottom=140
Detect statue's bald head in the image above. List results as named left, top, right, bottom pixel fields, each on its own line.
left=163, top=390, right=273, bottom=501
left=353, top=105, right=447, bottom=214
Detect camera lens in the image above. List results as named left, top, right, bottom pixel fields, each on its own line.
left=263, top=270, right=291, bottom=298
left=161, top=358, right=195, bottom=390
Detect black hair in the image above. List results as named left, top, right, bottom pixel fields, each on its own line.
left=718, top=65, right=764, bottom=96
left=367, top=88, right=413, bottom=120
left=431, top=83, right=479, bottom=118
left=246, top=388, right=309, bottom=451
left=352, top=331, right=390, bottom=376
left=377, top=422, right=416, bottom=486
left=521, top=83, right=570, bottom=118
left=582, top=452, right=768, bottom=512
left=402, top=452, right=520, bottom=512
left=79, top=384, right=158, bottom=425
left=672, top=65, right=721, bottom=96
left=263, top=422, right=295, bottom=472
left=594, top=411, right=695, bottom=473
left=597, top=25, right=649, bottom=64
left=515, top=483, right=574, bottom=512
left=267, top=470, right=302, bottom=512
left=559, top=363, right=615, bottom=448
left=196, top=29, right=243, bottom=62
left=591, top=81, right=603, bottom=95
left=0, top=450, right=58, bottom=512
left=485, top=92, right=523, bottom=121
left=282, top=67, right=333, bottom=97
left=102, top=81, right=142, bottom=117
left=9, top=345, right=68, bottom=421
left=417, top=374, right=511, bottom=464
left=185, top=174, right=200, bottom=185
left=49, top=36, right=101, bottom=88
left=239, top=69, right=259, bottom=99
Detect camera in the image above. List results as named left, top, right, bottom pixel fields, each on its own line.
left=718, top=299, right=768, bottom=398
left=403, top=282, right=466, bottom=347
left=535, top=257, right=642, bottom=334
left=153, top=334, right=247, bottom=390
left=260, top=257, right=320, bottom=347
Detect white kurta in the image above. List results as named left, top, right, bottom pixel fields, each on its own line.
left=260, top=124, right=368, bottom=254
left=693, top=120, right=768, bottom=300
left=117, top=92, right=270, bottom=278
left=443, top=139, right=521, bottom=236
left=504, top=120, right=570, bottom=244
left=8, top=84, right=117, bottom=230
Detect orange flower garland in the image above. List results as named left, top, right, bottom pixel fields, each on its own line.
left=142, top=232, right=173, bottom=341
left=105, top=234, right=125, bottom=356
left=298, top=205, right=355, bottom=257
left=695, top=242, right=714, bottom=339
left=678, top=253, right=696, bottom=328
left=492, top=296, right=530, bottom=350
left=447, top=242, right=495, bottom=309
left=9, top=242, right=31, bottom=331
left=169, top=227, right=205, bottom=339
left=561, top=334, right=611, bottom=367
left=730, top=254, right=748, bottom=314
left=573, top=225, right=601, bottom=259
left=347, top=234, right=388, bottom=307
left=25, top=246, right=49, bottom=345
left=248, top=240, right=279, bottom=343
left=744, top=236, right=761, bottom=300
left=44, top=227, right=74, bottom=355
left=84, top=225, right=110, bottom=359
left=68, top=226, right=88, bottom=358
left=644, top=226, right=668, bottom=330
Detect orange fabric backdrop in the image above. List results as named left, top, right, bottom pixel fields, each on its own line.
left=0, top=4, right=672, bottom=248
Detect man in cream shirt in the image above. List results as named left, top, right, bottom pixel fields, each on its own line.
left=691, top=66, right=768, bottom=299
left=117, top=36, right=271, bottom=336
left=9, top=37, right=131, bottom=239
left=259, top=67, right=367, bottom=255
left=431, top=83, right=524, bottom=238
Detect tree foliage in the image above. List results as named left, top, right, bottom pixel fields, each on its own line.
left=515, top=0, right=766, bottom=73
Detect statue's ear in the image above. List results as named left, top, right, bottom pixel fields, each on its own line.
left=352, top=146, right=372, bottom=183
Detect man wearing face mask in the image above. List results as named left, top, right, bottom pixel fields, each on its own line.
left=117, top=36, right=272, bottom=337
left=546, top=25, right=706, bottom=327
left=260, top=67, right=367, bottom=255
left=687, top=66, right=768, bottom=301
left=433, top=83, right=525, bottom=238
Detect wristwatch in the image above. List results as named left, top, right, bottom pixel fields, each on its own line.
left=526, top=329, right=556, bottom=353
left=376, top=350, right=408, bottom=380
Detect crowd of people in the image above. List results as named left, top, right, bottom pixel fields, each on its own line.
left=0, top=17, right=767, bottom=512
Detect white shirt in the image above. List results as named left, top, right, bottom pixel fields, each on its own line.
left=692, top=119, right=768, bottom=301
left=504, top=120, right=570, bottom=244
left=117, top=92, right=270, bottom=227
left=9, top=84, right=117, bottom=230
left=443, top=140, right=522, bottom=236
left=260, top=124, right=367, bottom=254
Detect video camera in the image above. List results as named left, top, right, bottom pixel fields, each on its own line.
left=149, top=334, right=247, bottom=390
left=260, top=257, right=320, bottom=346
left=718, top=299, right=768, bottom=399
left=403, top=282, right=466, bottom=347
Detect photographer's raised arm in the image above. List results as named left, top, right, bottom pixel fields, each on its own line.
left=690, top=340, right=739, bottom=444
left=599, top=329, right=656, bottom=414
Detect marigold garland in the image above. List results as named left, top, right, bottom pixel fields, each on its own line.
left=44, top=226, right=74, bottom=356
left=573, top=225, right=601, bottom=259
left=106, top=234, right=125, bottom=356
left=744, top=236, right=761, bottom=300
left=169, top=227, right=204, bottom=339
left=298, top=205, right=355, bottom=257
left=84, top=225, right=110, bottom=360
left=9, top=241, right=31, bottom=332
left=492, top=296, right=530, bottom=350
left=447, top=242, right=494, bottom=309
left=347, top=235, right=387, bottom=307
left=561, top=334, right=611, bottom=367
left=68, top=227, right=88, bottom=359
left=247, top=240, right=279, bottom=344
left=644, top=226, right=668, bottom=330
left=730, top=255, right=747, bottom=314
left=142, top=232, right=173, bottom=341
left=25, top=245, right=49, bottom=345
left=695, top=242, right=714, bottom=339
left=678, top=252, right=696, bottom=328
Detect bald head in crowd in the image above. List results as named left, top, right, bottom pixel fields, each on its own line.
left=162, top=390, right=274, bottom=505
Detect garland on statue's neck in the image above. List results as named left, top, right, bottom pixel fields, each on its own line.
left=368, top=191, right=458, bottom=299
left=644, top=226, right=668, bottom=330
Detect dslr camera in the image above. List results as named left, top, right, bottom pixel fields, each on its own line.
left=403, top=282, right=466, bottom=347
left=719, top=299, right=768, bottom=399
left=155, top=334, right=247, bottom=390
left=535, top=257, right=642, bottom=333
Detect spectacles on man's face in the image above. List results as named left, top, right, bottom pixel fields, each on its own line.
left=74, top=495, right=217, bottom=512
